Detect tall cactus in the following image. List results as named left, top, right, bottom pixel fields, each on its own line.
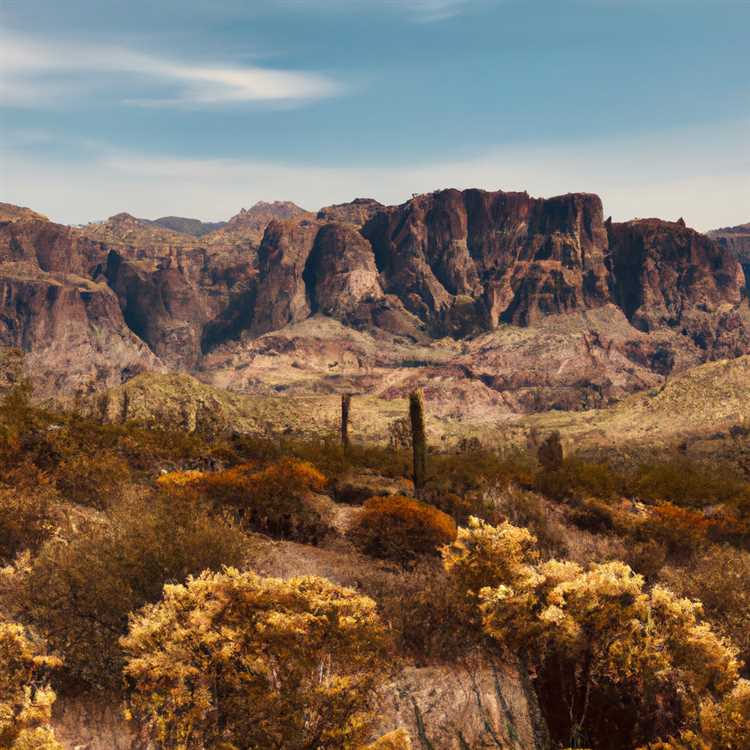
left=341, top=394, right=351, bottom=448
left=409, top=389, right=427, bottom=497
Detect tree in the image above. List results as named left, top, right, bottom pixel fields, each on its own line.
left=121, top=568, right=388, bottom=750
left=0, top=619, right=62, bottom=750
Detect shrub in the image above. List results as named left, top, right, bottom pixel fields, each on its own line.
left=16, top=491, right=248, bottom=694
left=568, top=497, right=616, bottom=534
left=363, top=729, right=412, bottom=750
left=446, top=518, right=741, bottom=749
left=488, top=484, right=569, bottom=558
left=637, top=503, right=713, bottom=559
left=625, top=539, right=668, bottom=582
left=0, top=618, right=62, bottom=750
left=442, top=517, right=541, bottom=622
left=194, top=458, right=330, bottom=543
left=358, top=560, right=478, bottom=663
left=628, top=456, right=750, bottom=509
left=534, top=458, right=619, bottom=502
left=121, top=569, right=388, bottom=750
left=425, top=449, right=536, bottom=498
left=662, top=546, right=750, bottom=674
left=350, top=496, right=457, bottom=567
left=54, top=450, right=131, bottom=509
left=0, top=481, right=59, bottom=564
left=646, top=680, right=750, bottom=750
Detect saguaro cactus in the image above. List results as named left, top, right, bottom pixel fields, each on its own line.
left=341, top=394, right=351, bottom=448
left=409, top=389, right=427, bottom=497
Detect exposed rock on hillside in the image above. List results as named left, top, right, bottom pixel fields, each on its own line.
left=362, top=190, right=612, bottom=333
left=317, top=198, right=385, bottom=226
left=0, top=202, right=49, bottom=223
left=151, top=215, right=226, bottom=237
left=0, top=270, right=160, bottom=397
left=2, top=191, right=748, bottom=409
left=709, top=222, right=750, bottom=292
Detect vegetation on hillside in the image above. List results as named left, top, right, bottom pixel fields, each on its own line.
left=1, top=376, right=750, bottom=749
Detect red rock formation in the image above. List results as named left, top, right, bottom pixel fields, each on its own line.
left=362, top=189, right=611, bottom=333
left=317, top=198, right=385, bottom=227
left=2, top=192, right=748, bottom=409
left=606, top=218, right=747, bottom=355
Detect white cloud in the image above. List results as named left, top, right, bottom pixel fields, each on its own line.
left=275, top=0, right=474, bottom=22
left=0, top=32, right=342, bottom=107
left=1, top=117, right=747, bottom=231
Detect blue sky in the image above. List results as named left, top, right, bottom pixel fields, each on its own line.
left=0, top=0, right=748, bottom=229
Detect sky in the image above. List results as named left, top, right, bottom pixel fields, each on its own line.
left=0, top=0, right=748, bottom=230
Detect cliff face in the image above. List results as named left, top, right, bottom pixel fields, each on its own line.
left=607, top=218, right=749, bottom=359
left=1, top=191, right=748, bottom=409
left=363, top=190, right=611, bottom=332
left=708, top=222, right=750, bottom=293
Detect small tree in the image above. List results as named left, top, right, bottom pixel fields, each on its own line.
left=409, top=390, right=427, bottom=497
left=0, top=619, right=62, bottom=750
left=122, top=569, right=388, bottom=750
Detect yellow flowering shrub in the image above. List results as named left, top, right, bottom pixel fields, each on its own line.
left=0, top=619, right=62, bottom=750
left=361, top=729, right=412, bottom=750
left=442, top=516, right=540, bottom=622
left=155, top=469, right=207, bottom=487
left=645, top=680, right=750, bottom=748
left=444, top=518, right=742, bottom=749
left=122, top=568, right=388, bottom=750
left=350, top=496, right=457, bottom=567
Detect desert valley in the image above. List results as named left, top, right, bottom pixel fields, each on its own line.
left=2, top=189, right=750, bottom=750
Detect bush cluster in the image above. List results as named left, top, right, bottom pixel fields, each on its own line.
left=350, top=495, right=457, bottom=567
left=14, top=491, right=248, bottom=694
left=188, top=458, right=330, bottom=543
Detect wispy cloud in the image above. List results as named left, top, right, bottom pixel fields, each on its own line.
left=2, top=117, right=747, bottom=231
left=0, top=32, right=342, bottom=107
left=276, top=0, right=475, bottom=22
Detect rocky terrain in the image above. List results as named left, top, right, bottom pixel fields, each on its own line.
left=709, top=222, right=750, bottom=291
left=1, top=192, right=748, bottom=423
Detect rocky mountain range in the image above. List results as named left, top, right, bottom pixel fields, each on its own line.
left=0, top=193, right=747, bottom=422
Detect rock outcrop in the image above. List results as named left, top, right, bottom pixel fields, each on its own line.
left=708, top=222, right=750, bottom=293
left=362, top=190, right=612, bottom=334
left=317, top=198, right=385, bottom=227
left=2, top=190, right=748, bottom=412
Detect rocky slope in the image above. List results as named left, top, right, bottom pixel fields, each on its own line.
left=1, top=190, right=747, bottom=411
left=709, top=222, right=750, bottom=291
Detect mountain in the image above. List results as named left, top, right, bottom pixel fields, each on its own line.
left=1, top=189, right=748, bottom=416
left=708, top=222, right=750, bottom=291
left=151, top=216, right=227, bottom=237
